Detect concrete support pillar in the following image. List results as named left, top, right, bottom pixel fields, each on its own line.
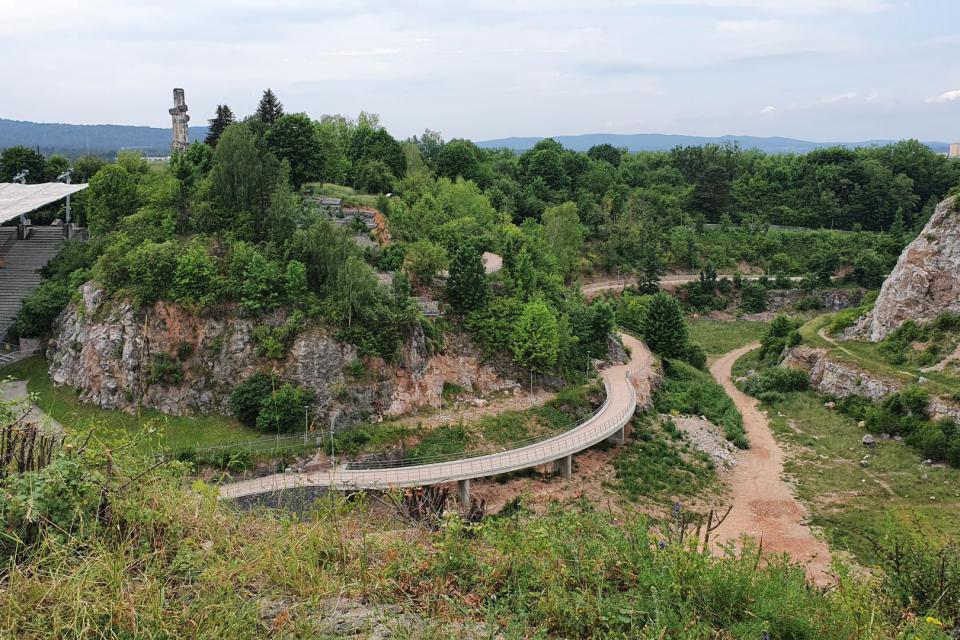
left=457, top=479, right=471, bottom=505
left=554, top=454, right=573, bottom=479
left=607, top=425, right=626, bottom=445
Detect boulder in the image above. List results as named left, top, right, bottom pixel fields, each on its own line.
left=862, top=434, right=875, bottom=447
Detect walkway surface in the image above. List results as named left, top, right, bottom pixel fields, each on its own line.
left=0, top=379, right=63, bottom=435
left=219, top=332, right=652, bottom=499
left=708, top=343, right=833, bottom=585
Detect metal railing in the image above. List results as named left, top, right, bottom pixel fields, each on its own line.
left=221, top=362, right=642, bottom=497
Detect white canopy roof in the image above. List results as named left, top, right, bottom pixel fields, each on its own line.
left=0, top=182, right=89, bottom=225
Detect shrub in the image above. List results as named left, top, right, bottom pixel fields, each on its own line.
left=744, top=367, right=809, bottom=395
left=12, top=279, right=71, bottom=339
left=740, top=282, right=767, bottom=313
left=170, top=240, right=221, bottom=309
left=655, top=359, right=748, bottom=448
left=126, top=240, right=181, bottom=306
left=229, top=372, right=276, bottom=426
left=681, top=341, right=707, bottom=370
left=147, top=353, right=184, bottom=385
left=255, top=384, right=314, bottom=433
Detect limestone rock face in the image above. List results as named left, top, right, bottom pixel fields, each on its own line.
left=847, top=197, right=960, bottom=342
left=782, top=345, right=960, bottom=422
left=47, top=283, right=520, bottom=430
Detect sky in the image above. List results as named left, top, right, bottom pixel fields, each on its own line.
left=2, top=0, right=959, bottom=143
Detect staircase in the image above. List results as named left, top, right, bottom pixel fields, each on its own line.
left=0, top=226, right=66, bottom=340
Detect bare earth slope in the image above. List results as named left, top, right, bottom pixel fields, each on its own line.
left=709, top=343, right=833, bottom=585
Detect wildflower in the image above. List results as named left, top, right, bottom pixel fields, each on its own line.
left=925, top=616, right=943, bottom=627
left=657, top=540, right=666, bottom=550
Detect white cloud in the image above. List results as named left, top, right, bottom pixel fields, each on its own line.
left=926, top=89, right=960, bottom=103
left=760, top=105, right=778, bottom=114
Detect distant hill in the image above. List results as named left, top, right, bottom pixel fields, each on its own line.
left=1, top=117, right=951, bottom=158
left=476, top=133, right=951, bottom=154
left=0, top=118, right=208, bottom=158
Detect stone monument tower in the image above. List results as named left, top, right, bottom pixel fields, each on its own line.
left=169, top=88, right=190, bottom=153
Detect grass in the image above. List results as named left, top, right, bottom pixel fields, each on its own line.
left=732, top=349, right=960, bottom=563
left=329, top=383, right=602, bottom=464
left=688, top=318, right=766, bottom=356
left=612, top=414, right=719, bottom=504
left=303, top=182, right=381, bottom=208
left=1, top=356, right=262, bottom=451
left=798, top=315, right=960, bottom=398
left=654, top=359, right=748, bottom=448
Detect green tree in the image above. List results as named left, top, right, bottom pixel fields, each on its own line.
left=256, top=384, right=314, bottom=433
left=266, top=113, right=323, bottom=190
left=542, top=202, right=584, bottom=279
left=587, top=143, right=622, bottom=167
left=87, top=163, right=140, bottom=235
left=205, top=104, right=236, bottom=147
left=229, top=372, right=277, bottom=426
left=171, top=240, right=220, bottom=308
left=435, top=138, right=480, bottom=182
left=641, top=292, right=689, bottom=359
left=206, top=124, right=281, bottom=239
left=511, top=299, right=560, bottom=373
left=354, top=159, right=396, bottom=194
left=0, top=145, right=45, bottom=183
left=445, top=244, right=489, bottom=314
left=126, top=240, right=181, bottom=306
left=71, top=155, right=107, bottom=183
left=402, top=239, right=448, bottom=287
left=254, top=88, right=285, bottom=125
left=285, top=260, right=309, bottom=304
left=328, top=255, right=377, bottom=328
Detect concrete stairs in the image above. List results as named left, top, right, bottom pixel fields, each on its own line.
left=0, top=226, right=66, bottom=338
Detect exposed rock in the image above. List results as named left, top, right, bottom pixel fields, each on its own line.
left=862, top=434, right=875, bottom=447
left=764, top=288, right=864, bottom=312
left=607, top=334, right=628, bottom=364
left=846, top=197, right=960, bottom=341
left=47, top=283, right=521, bottom=431
left=782, top=345, right=960, bottom=423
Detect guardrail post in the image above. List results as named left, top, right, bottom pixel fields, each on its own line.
left=457, top=479, right=471, bottom=505
left=554, top=454, right=572, bottom=479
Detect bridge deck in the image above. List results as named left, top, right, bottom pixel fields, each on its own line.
left=219, top=332, right=651, bottom=499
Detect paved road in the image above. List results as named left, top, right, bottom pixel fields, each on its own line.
left=708, top=343, right=833, bottom=586
left=0, top=379, right=63, bottom=435
left=581, top=274, right=806, bottom=298
left=219, top=332, right=652, bottom=499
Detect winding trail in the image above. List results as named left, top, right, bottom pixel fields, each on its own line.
left=709, top=343, right=833, bottom=585
left=219, top=332, right=652, bottom=500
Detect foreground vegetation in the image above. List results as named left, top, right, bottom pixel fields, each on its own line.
left=1, top=420, right=957, bottom=639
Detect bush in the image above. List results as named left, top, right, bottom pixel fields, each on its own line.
left=744, top=367, right=809, bottom=395
left=229, top=372, right=277, bottom=426
left=12, top=279, right=71, bottom=339
left=255, top=383, right=315, bottom=433
left=655, top=359, right=748, bottom=449
left=147, top=353, right=183, bottom=386
left=681, top=341, right=707, bottom=370
left=740, top=282, right=767, bottom=313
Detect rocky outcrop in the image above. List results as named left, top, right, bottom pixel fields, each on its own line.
left=847, top=197, right=960, bottom=342
left=764, top=288, right=864, bottom=313
left=782, top=345, right=960, bottom=422
left=47, top=283, right=521, bottom=430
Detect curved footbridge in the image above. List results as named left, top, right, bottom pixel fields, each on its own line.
left=219, top=332, right=654, bottom=503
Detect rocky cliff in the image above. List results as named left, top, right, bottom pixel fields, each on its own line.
left=847, top=197, right=960, bottom=341
left=47, top=283, right=521, bottom=430
left=782, top=345, right=960, bottom=423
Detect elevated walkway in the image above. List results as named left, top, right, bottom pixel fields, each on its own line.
left=219, top=331, right=654, bottom=501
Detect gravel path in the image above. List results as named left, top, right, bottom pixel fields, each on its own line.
left=709, top=343, right=834, bottom=585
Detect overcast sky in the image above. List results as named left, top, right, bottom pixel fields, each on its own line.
left=2, top=0, right=959, bottom=142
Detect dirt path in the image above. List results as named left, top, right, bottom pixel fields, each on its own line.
left=390, top=390, right=555, bottom=430
left=709, top=343, right=834, bottom=585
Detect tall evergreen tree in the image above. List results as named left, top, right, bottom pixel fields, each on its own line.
left=255, top=89, right=285, bottom=125
left=205, top=104, right=236, bottom=147
left=640, top=292, right=688, bottom=359
left=445, top=244, right=489, bottom=315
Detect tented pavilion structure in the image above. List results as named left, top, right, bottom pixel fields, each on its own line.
left=0, top=182, right=89, bottom=233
